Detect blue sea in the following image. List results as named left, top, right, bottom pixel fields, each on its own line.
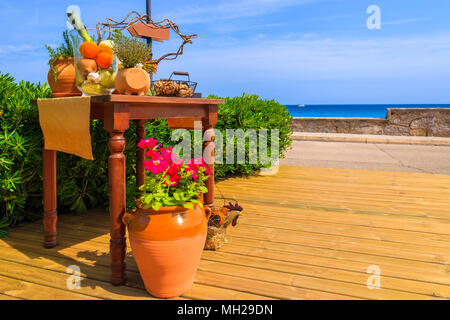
left=285, top=104, right=450, bottom=119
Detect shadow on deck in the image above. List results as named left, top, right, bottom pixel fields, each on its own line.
left=1, top=166, right=450, bottom=300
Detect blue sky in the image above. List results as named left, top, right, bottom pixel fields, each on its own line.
left=1, top=0, right=450, bottom=104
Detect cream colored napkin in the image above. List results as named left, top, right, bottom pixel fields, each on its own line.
left=38, top=96, right=93, bottom=160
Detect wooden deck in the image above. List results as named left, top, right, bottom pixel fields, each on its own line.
left=1, top=166, right=450, bottom=300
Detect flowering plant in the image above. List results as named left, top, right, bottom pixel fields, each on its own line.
left=137, top=138, right=211, bottom=211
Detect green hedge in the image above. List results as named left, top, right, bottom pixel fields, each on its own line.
left=211, top=94, right=292, bottom=177
left=0, top=72, right=292, bottom=237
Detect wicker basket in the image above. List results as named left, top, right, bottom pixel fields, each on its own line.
left=153, top=71, right=197, bottom=97
left=204, top=225, right=228, bottom=250
left=204, top=210, right=241, bottom=251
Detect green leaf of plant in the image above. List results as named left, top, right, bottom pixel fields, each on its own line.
left=0, top=229, right=8, bottom=238
left=183, top=202, right=194, bottom=210
left=152, top=202, right=162, bottom=211
left=69, top=196, right=82, bottom=212
left=74, top=197, right=87, bottom=215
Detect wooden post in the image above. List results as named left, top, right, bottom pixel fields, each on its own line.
left=105, top=103, right=130, bottom=286
left=136, top=120, right=146, bottom=198
left=146, top=0, right=153, bottom=83
left=42, top=149, right=57, bottom=248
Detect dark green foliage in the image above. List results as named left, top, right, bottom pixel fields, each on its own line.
left=0, top=73, right=52, bottom=236
left=0, top=73, right=292, bottom=237
left=211, top=93, right=293, bottom=177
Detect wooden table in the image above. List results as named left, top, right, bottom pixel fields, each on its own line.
left=37, top=95, right=224, bottom=286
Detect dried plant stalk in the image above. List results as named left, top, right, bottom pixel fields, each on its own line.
left=96, top=11, right=197, bottom=65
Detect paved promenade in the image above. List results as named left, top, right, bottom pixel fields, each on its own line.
left=280, top=133, right=450, bottom=174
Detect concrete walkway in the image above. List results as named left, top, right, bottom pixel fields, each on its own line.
left=280, top=135, right=450, bottom=174
left=292, top=132, right=450, bottom=146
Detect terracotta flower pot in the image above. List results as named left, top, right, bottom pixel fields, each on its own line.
left=47, top=57, right=81, bottom=97
left=114, top=68, right=150, bottom=96
left=122, top=204, right=212, bottom=298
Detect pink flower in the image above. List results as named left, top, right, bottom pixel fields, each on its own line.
left=190, top=157, right=206, bottom=165
left=138, top=138, right=159, bottom=150
left=163, top=160, right=184, bottom=186
left=159, top=146, right=178, bottom=161
left=173, top=159, right=183, bottom=166
left=186, top=157, right=211, bottom=176
left=183, top=166, right=199, bottom=180
left=167, top=174, right=182, bottom=186
left=166, top=161, right=181, bottom=176
left=144, top=154, right=169, bottom=175
left=187, top=162, right=199, bottom=173
left=145, top=149, right=158, bottom=158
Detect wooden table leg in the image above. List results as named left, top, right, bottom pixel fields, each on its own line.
left=203, top=124, right=215, bottom=210
left=107, top=130, right=127, bottom=286
left=42, top=149, right=57, bottom=248
left=135, top=120, right=146, bottom=198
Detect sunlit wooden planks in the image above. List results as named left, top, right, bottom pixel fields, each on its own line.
left=0, top=165, right=449, bottom=300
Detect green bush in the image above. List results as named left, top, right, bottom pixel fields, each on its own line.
left=210, top=94, right=293, bottom=177
left=0, top=73, right=292, bottom=237
left=0, top=73, right=52, bottom=237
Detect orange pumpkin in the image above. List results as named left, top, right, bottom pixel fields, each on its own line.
left=79, top=42, right=99, bottom=59
left=98, top=43, right=113, bottom=55
left=96, top=52, right=114, bottom=69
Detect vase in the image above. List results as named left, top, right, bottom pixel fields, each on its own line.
left=47, top=57, right=81, bottom=97
left=68, top=30, right=118, bottom=96
left=122, top=204, right=212, bottom=298
left=114, top=68, right=151, bottom=96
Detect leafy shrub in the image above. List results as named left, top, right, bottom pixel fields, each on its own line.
left=210, top=93, right=293, bottom=177
left=0, top=73, right=52, bottom=237
left=0, top=73, right=292, bottom=237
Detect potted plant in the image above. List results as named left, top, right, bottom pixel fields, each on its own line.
left=112, top=37, right=156, bottom=95
left=122, top=138, right=212, bottom=298
left=45, top=31, right=80, bottom=97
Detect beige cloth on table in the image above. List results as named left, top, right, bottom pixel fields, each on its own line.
left=37, top=96, right=94, bottom=160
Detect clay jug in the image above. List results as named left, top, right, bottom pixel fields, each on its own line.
left=122, top=204, right=211, bottom=298
left=114, top=68, right=150, bottom=96
left=47, top=57, right=81, bottom=97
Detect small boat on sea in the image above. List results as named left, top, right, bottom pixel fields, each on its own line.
left=297, top=104, right=305, bottom=107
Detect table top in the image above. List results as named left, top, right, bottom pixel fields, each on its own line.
left=32, top=95, right=224, bottom=106
left=92, top=95, right=224, bottom=105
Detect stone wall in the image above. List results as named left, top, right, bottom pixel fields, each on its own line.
left=291, top=108, right=450, bottom=137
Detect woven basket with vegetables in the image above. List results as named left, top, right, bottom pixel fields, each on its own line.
left=153, top=71, right=197, bottom=97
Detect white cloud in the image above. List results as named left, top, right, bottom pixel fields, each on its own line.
left=173, top=33, right=450, bottom=79
left=0, top=44, right=35, bottom=54
left=157, top=0, right=318, bottom=24
left=383, top=18, right=425, bottom=26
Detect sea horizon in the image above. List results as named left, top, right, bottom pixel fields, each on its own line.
left=285, top=104, right=450, bottom=119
